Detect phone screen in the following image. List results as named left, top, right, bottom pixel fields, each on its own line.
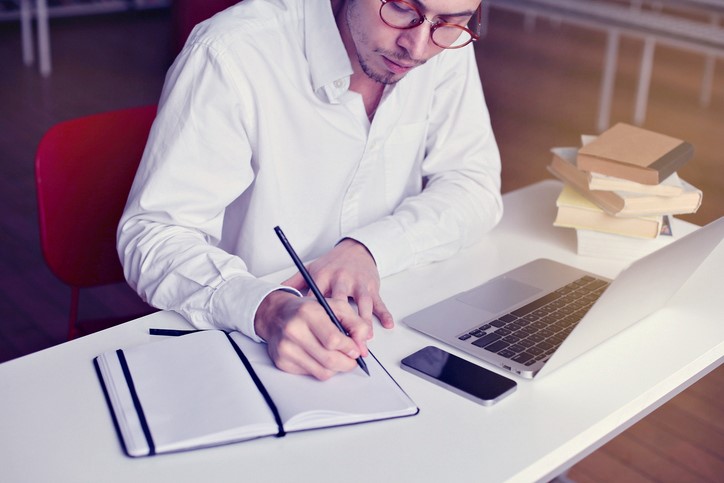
left=401, top=346, right=517, bottom=405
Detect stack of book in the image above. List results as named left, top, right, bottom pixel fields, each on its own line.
left=547, top=123, right=703, bottom=261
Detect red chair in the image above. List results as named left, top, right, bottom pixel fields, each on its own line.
left=35, top=105, right=158, bottom=339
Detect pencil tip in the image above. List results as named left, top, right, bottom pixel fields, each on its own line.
left=359, top=360, right=370, bottom=376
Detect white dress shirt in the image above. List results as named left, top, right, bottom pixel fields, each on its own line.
left=117, top=0, right=503, bottom=341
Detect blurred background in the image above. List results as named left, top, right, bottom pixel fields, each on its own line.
left=0, top=1, right=721, bottom=481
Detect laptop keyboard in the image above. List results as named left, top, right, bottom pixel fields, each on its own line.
left=458, top=275, right=610, bottom=367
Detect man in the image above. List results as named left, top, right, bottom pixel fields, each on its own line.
left=117, top=0, right=503, bottom=380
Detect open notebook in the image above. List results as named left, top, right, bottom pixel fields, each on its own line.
left=94, top=330, right=418, bottom=457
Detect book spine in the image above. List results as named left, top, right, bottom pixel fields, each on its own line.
left=648, top=141, right=694, bottom=183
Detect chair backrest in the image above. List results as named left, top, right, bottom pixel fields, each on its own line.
left=35, top=105, right=157, bottom=289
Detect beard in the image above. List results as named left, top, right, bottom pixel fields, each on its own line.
left=357, top=48, right=425, bottom=85
left=358, top=53, right=398, bottom=85
left=345, top=1, right=424, bottom=85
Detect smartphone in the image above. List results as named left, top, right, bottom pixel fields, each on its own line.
left=401, top=346, right=517, bottom=406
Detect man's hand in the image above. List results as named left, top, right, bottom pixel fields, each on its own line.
left=283, top=238, right=395, bottom=329
left=254, top=290, right=371, bottom=380
left=253, top=239, right=393, bottom=380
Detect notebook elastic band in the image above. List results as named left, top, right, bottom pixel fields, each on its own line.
left=224, top=333, right=286, bottom=437
left=117, top=349, right=156, bottom=455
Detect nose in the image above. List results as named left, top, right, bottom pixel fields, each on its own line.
left=396, top=22, right=433, bottom=60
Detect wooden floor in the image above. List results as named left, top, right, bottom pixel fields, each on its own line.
left=0, top=7, right=721, bottom=482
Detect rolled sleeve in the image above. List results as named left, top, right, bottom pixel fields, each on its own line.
left=210, top=276, right=302, bottom=342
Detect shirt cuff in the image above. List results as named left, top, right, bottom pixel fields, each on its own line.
left=344, top=218, right=414, bottom=278
left=211, top=275, right=302, bottom=342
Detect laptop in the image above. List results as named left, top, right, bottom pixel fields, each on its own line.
left=404, top=217, right=723, bottom=379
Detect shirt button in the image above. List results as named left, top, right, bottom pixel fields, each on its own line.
left=334, top=79, right=344, bottom=88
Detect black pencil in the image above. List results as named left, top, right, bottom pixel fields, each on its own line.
left=274, top=226, right=370, bottom=376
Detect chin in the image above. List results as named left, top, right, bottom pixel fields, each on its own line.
left=364, top=62, right=405, bottom=85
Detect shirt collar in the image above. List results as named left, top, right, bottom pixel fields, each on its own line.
left=304, top=1, right=353, bottom=100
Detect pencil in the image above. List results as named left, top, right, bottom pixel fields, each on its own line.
left=273, top=226, right=370, bottom=376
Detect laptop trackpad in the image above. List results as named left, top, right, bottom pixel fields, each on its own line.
left=455, top=277, right=541, bottom=313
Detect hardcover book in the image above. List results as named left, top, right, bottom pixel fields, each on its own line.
left=548, top=148, right=702, bottom=217
left=554, top=184, right=663, bottom=239
left=94, top=329, right=418, bottom=457
left=576, top=123, right=693, bottom=185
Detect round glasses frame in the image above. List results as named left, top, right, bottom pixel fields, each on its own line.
left=378, top=0, right=482, bottom=50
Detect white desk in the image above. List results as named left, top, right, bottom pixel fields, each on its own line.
left=1, top=180, right=721, bottom=482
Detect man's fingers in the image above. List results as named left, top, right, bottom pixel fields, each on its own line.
left=274, top=298, right=367, bottom=378
left=313, top=300, right=370, bottom=357
left=269, top=341, right=337, bottom=381
left=372, top=293, right=395, bottom=329
left=350, top=286, right=395, bottom=331
left=282, top=271, right=307, bottom=291
left=270, top=318, right=359, bottom=380
left=355, top=293, right=375, bottom=326
left=329, top=273, right=354, bottom=301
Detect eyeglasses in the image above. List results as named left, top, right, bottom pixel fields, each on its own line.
left=379, top=0, right=481, bottom=50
